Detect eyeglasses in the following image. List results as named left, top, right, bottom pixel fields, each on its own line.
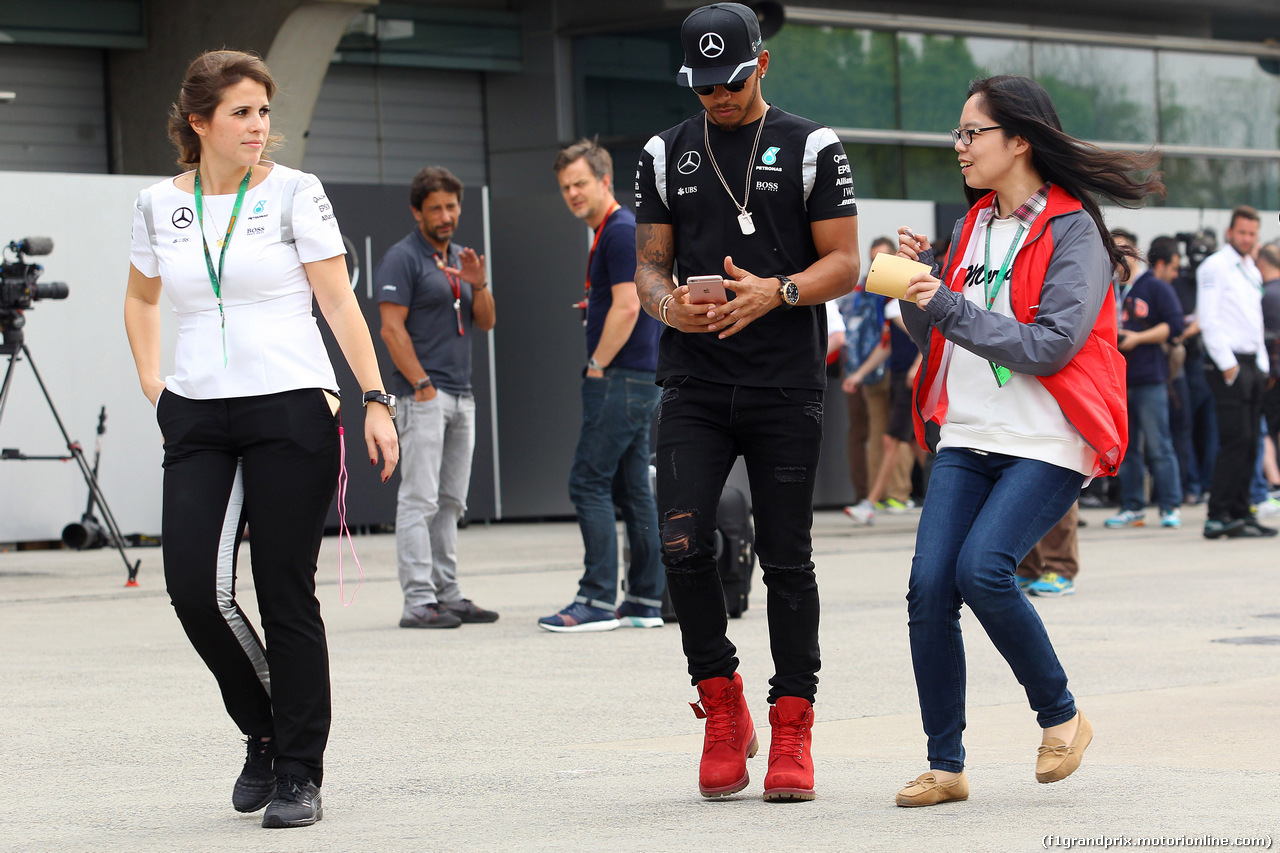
left=951, top=125, right=1002, bottom=146
left=693, top=79, right=747, bottom=97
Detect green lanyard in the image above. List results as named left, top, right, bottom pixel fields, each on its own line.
left=982, top=219, right=1026, bottom=388
left=1236, top=261, right=1262, bottom=293
left=194, top=167, right=251, bottom=367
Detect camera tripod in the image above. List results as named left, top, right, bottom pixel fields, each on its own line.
left=0, top=340, right=140, bottom=585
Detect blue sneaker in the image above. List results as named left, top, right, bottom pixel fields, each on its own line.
left=1027, top=572, right=1075, bottom=597
left=1017, top=575, right=1035, bottom=593
left=1160, top=508, right=1182, bottom=528
left=615, top=601, right=664, bottom=628
left=1104, top=510, right=1145, bottom=528
left=538, top=602, right=619, bottom=633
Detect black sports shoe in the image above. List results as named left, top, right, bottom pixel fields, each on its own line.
left=232, top=736, right=277, bottom=813
left=261, top=774, right=323, bottom=828
left=1239, top=519, right=1278, bottom=537
left=399, top=602, right=462, bottom=629
left=443, top=598, right=500, bottom=623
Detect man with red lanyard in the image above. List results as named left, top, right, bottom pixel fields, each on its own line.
left=539, top=140, right=665, bottom=632
left=377, top=166, right=499, bottom=628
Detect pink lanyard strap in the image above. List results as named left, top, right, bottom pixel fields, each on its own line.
left=335, top=414, right=364, bottom=606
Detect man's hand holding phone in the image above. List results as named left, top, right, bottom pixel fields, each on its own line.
left=665, top=276, right=725, bottom=334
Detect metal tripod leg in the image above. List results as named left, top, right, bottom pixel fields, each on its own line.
left=0, top=344, right=141, bottom=584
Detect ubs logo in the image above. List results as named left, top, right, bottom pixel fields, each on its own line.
left=699, top=33, right=725, bottom=58
left=677, top=151, right=701, bottom=175
left=172, top=207, right=193, bottom=228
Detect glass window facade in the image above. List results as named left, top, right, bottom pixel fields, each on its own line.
left=573, top=22, right=1280, bottom=208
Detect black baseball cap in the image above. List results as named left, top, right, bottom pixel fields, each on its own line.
left=677, top=3, right=763, bottom=89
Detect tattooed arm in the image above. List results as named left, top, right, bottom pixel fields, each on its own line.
left=636, top=223, right=676, bottom=319
left=635, top=222, right=716, bottom=333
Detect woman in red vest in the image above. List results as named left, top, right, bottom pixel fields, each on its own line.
left=889, top=75, right=1162, bottom=808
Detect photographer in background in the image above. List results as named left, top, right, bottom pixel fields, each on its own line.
left=1169, top=230, right=1217, bottom=505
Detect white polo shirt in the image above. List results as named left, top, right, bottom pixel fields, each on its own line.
left=130, top=163, right=345, bottom=400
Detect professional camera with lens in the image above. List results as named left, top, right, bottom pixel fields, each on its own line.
left=1, top=237, right=68, bottom=349
left=1174, top=230, right=1216, bottom=278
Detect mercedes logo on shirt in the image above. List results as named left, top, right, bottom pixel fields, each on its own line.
left=699, top=33, right=725, bottom=58
left=677, top=151, right=701, bottom=175
left=172, top=207, right=193, bottom=228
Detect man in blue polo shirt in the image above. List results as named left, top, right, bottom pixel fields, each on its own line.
left=539, top=140, right=665, bottom=633
left=1106, top=232, right=1185, bottom=531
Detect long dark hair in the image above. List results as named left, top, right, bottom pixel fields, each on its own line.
left=964, top=75, right=1164, bottom=281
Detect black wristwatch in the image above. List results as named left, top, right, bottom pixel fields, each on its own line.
left=362, top=390, right=397, bottom=420
left=777, top=274, right=800, bottom=307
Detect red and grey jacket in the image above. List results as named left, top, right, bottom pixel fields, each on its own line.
left=901, top=185, right=1128, bottom=478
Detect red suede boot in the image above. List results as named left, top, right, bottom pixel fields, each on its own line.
left=690, top=673, right=758, bottom=797
left=763, top=696, right=815, bottom=802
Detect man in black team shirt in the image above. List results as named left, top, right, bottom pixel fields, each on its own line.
left=633, top=2, right=859, bottom=804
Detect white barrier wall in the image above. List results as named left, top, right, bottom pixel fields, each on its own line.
left=0, top=171, right=171, bottom=543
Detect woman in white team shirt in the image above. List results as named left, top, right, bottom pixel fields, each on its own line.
left=886, top=75, right=1162, bottom=808
left=123, top=50, right=398, bottom=829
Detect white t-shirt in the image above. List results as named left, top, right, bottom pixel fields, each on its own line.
left=130, top=163, right=345, bottom=400
left=937, top=215, right=1094, bottom=475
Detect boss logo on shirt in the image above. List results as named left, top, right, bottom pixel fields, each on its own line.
left=247, top=226, right=265, bottom=235
left=172, top=207, right=193, bottom=228
left=755, top=180, right=779, bottom=192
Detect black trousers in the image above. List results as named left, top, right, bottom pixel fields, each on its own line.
left=654, top=375, right=823, bottom=704
left=157, top=388, right=340, bottom=785
left=1206, top=358, right=1265, bottom=523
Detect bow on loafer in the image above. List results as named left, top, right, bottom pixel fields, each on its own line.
left=895, top=771, right=969, bottom=807
left=1036, top=711, right=1093, bottom=783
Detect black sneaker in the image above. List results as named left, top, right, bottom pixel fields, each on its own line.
left=443, top=598, right=500, bottom=623
left=232, top=736, right=277, bottom=813
left=1204, top=518, right=1246, bottom=539
left=261, top=774, right=323, bottom=828
left=399, top=602, right=462, bottom=629
left=1239, top=519, right=1278, bottom=537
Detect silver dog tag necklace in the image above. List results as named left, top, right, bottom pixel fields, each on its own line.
left=704, top=104, right=768, bottom=236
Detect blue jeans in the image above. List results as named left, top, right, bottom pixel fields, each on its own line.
left=908, top=448, right=1084, bottom=772
left=1119, top=382, right=1182, bottom=514
left=568, top=367, right=664, bottom=609
left=655, top=376, right=824, bottom=703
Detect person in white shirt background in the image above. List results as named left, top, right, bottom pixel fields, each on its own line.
left=1195, top=205, right=1274, bottom=539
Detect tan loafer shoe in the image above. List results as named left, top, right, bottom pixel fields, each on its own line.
left=1036, top=711, right=1093, bottom=783
left=895, top=771, right=969, bottom=807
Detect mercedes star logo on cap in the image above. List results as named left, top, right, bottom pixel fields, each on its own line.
left=172, top=207, right=193, bottom=228
left=699, top=32, right=725, bottom=58
left=678, top=151, right=702, bottom=175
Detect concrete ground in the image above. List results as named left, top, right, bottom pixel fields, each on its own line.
left=0, top=503, right=1276, bottom=852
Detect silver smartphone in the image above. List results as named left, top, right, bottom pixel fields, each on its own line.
left=686, top=275, right=728, bottom=304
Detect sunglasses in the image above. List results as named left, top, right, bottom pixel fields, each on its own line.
left=693, top=79, right=748, bottom=97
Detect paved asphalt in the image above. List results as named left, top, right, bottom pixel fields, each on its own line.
left=0, top=504, right=1276, bottom=852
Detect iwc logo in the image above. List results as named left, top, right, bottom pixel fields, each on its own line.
left=762, top=147, right=780, bottom=165
left=677, top=151, right=701, bottom=175
left=699, top=32, right=725, bottom=58
left=171, top=207, right=193, bottom=229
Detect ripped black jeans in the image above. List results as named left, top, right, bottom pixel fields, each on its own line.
left=655, top=375, right=824, bottom=704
